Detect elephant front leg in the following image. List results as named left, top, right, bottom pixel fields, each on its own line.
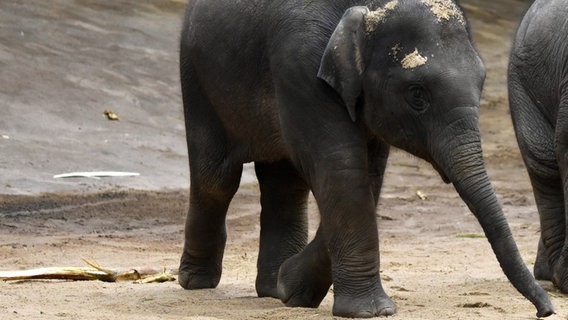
left=278, top=171, right=396, bottom=317
left=324, top=193, right=396, bottom=318
left=255, top=160, right=309, bottom=298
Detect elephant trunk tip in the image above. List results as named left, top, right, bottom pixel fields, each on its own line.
left=536, top=304, right=555, bottom=318
left=531, top=285, right=554, bottom=318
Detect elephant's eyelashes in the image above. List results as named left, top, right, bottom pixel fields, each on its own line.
left=404, top=84, right=430, bottom=112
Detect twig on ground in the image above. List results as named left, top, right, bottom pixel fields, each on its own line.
left=0, top=258, right=177, bottom=283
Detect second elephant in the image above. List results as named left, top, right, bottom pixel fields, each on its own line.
left=509, top=0, right=568, bottom=293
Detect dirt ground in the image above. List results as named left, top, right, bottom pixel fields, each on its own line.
left=1, top=0, right=567, bottom=319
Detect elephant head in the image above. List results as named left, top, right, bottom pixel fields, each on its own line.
left=318, top=0, right=553, bottom=317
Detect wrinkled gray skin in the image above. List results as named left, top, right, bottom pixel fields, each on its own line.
left=509, top=0, right=568, bottom=296
left=179, top=0, right=553, bottom=317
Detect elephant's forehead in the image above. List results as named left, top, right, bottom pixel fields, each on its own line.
left=420, top=0, right=464, bottom=25
left=365, top=0, right=398, bottom=33
left=389, top=44, right=429, bottom=70
left=365, top=0, right=465, bottom=33
left=400, top=48, right=428, bottom=69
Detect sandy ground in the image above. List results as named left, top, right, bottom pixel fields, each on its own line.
left=1, top=0, right=568, bottom=319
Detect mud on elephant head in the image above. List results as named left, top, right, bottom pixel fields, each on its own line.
left=178, top=0, right=554, bottom=317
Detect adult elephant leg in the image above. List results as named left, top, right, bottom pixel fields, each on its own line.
left=523, top=147, right=563, bottom=284
left=510, top=79, right=564, bottom=286
left=255, top=160, right=309, bottom=298
left=551, top=105, right=568, bottom=291
left=178, top=69, right=243, bottom=290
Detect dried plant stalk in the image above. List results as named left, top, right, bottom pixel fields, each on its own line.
left=0, top=258, right=177, bottom=283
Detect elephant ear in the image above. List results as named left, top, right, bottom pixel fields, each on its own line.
left=317, top=6, right=370, bottom=122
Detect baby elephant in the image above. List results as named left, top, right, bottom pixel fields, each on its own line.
left=509, top=0, right=568, bottom=294
left=179, top=0, right=553, bottom=317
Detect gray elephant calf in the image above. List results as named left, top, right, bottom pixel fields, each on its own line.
left=509, top=0, right=568, bottom=295
left=179, top=0, right=553, bottom=317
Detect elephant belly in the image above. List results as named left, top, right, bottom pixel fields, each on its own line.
left=215, top=92, right=287, bottom=164
left=183, top=22, right=287, bottom=161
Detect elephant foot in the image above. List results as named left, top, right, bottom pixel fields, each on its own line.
left=552, top=257, right=568, bottom=294
left=534, top=261, right=552, bottom=281
left=178, top=253, right=222, bottom=289
left=277, top=247, right=332, bottom=308
left=256, top=273, right=280, bottom=298
left=333, top=293, right=397, bottom=318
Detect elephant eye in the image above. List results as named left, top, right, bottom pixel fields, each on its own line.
left=405, top=84, right=430, bottom=112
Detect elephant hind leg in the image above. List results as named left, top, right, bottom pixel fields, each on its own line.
left=179, top=159, right=242, bottom=290
left=254, top=160, right=309, bottom=298
left=178, top=75, right=244, bottom=290
left=549, top=104, right=568, bottom=291
left=526, top=156, right=563, bottom=283
left=509, top=80, right=564, bottom=285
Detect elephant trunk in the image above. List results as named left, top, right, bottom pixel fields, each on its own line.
left=435, top=134, right=553, bottom=317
